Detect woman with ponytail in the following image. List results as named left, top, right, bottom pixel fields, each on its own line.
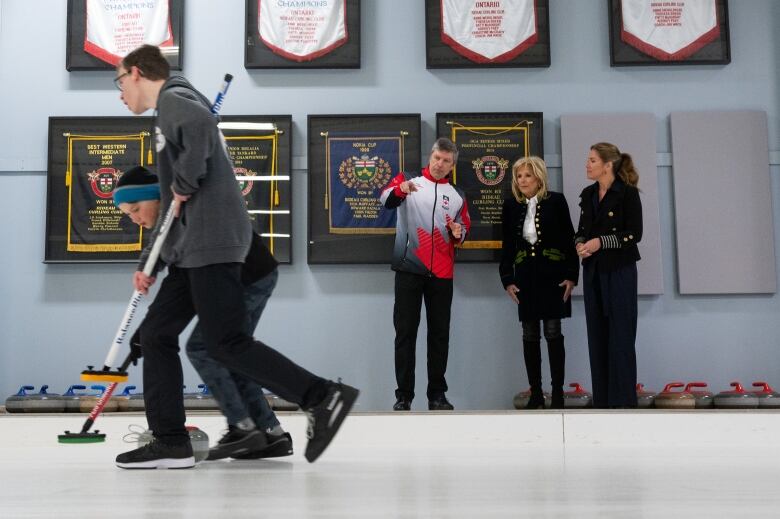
left=575, top=142, right=642, bottom=408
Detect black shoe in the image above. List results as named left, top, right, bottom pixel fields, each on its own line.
left=393, top=398, right=411, bottom=411
left=232, top=432, right=294, bottom=460
left=116, top=438, right=195, bottom=470
left=428, top=395, right=454, bottom=411
left=304, top=381, right=359, bottom=463
left=206, top=426, right=267, bottom=461
left=524, top=391, right=545, bottom=410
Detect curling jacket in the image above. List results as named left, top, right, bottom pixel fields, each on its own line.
left=380, top=167, right=471, bottom=279
left=575, top=178, right=642, bottom=273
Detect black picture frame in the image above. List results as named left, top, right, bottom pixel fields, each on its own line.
left=219, top=115, right=294, bottom=264
left=425, top=0, right=550, bottom=69
left=66, top=0, right=184, bottom=71
left=608, top=0, right=730, bottom=66
left=245, top=0, right=361, bottom=69
left=307, top=114, right=421, bottom=264
left=436, top=112, right=544, bottom=263
left=46, top=116, right=156, bottom=263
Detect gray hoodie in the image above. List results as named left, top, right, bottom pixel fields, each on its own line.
left=140, top=76, right=251, bottom=271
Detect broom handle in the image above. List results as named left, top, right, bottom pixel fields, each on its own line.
left=100, top=201, right=178, bottom=371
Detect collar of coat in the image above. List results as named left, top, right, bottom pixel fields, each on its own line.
left=583, top=177, right=626, bottom=198
left=422, top=166, right=452, bottom=184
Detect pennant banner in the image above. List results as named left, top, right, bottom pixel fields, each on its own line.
left=620, top=0, right=719, bottom=61
left=326, top=135, right=401, bottom=234
left=450, top=123, right=530, bottom=249
left=258, top=0, right=348, bottom=62
left=440, top=0, right=537, bottom=63
left=66, top=134, right=149, bottom=252
left=84, top=0, right=174, bottom=66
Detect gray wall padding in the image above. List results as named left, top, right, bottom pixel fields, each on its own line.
left=671, top=111, right=775, bottom=294
left=561, top=113, right=664, bottom=295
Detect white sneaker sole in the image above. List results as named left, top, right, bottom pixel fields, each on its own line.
left=116, top=456, right=195, bottom=470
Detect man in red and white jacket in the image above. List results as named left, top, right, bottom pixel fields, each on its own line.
left=380, top=138, right=471, bottom=411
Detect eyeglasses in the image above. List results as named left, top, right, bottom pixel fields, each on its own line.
left=113, top=71, right=130, bottom=91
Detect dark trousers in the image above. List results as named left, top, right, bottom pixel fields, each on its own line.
left=186, top=269, right=280, bottom=430
left=583, top=263, right=638, bottom=408
left=393, top=271, right=453, bottom=401
left=140, top=264, right=327, bottom=444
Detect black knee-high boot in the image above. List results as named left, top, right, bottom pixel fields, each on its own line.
left=523, top=340, right=544, bottom=409
left=547, top=336, right=565, bottom=409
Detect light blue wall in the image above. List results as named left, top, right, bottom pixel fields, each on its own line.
left=0, top=1, right=778, bottom=410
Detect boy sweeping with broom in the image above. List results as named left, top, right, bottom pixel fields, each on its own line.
left=113, top=44, right=357, bottom=469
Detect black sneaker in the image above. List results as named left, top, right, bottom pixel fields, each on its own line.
left=304, top=381, right=359, bottom=463
left=206, top=426, right=267, bottom=461
left=232, top=432, right=294, bottom=460
left=115, top=439, right=195, bottom=470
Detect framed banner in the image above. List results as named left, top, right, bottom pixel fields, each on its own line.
left=308, top=114, right=421, bottom=264
left=436, top=112, right=543, bottom=262
left=46, top=117, right=156, bottom=263
left=245, top=0, right=361, bottom=69
left=608, top=0, right=730, bottom=66
left=425, top=0, right=550, bottom=69
left=66, top=0, right=184, bottom=71
left=219, top=115, right=293, bottom=264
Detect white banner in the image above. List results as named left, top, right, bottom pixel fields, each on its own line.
left=620, top=0, right=719, bottom=60
left=258, top=0, right=347, bottom=62
left=84, top=0, right=173, bottom=66
left=440, top=0, right=537, bottom=63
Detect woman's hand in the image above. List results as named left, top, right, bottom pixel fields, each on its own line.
left=559, top=280, right=575, bottom=302
left=505, top=284, right=520, bottom=304
left=577, top=237, right=601, bottom=258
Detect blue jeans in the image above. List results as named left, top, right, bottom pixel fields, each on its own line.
left=186, top=269, right=280, bottom=429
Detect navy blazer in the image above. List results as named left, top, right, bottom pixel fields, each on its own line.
left=575, top=178, right=642, bottom=273
left=500, top=191, right=579, bottom=288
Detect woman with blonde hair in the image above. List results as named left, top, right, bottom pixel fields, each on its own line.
left=575, top=142, right=642, bottom=408
left=499, top=156, right=579, bottom=409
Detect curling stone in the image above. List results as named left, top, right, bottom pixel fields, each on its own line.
left=653, top=382, right=695, bottom=409
left=563, top=383, right=592, bottom=408
left=129, top=424, right=154, bottom=447
left=512, top=389, right=529, bottom=409
left=511, top=389, right=550, bottom=410
left=62, top=385, right=89, bottom=412
left=185, top=426, right=210, bottom=462
left=116, top=385, right=138, bottom=412
left=714, top=382, right=759, bottom=409
left=635, top=384, right=656, bottom=409
left=79, top=385, right=119, bottom=413
left=265, top=392, right=300, bottom=411
left=25, top=385, right=66, bottom=413
left=751, top=382, right=780, bottom=409
left=183, top=384, right=220, bottom=411
left=684, top=382, right=714, bottom=409
left=5, top=386, right=35, bottom=413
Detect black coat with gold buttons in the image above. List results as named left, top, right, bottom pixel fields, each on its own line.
left=575, top=178, right=642, bottom=274
left=499, top=191, right=579, bottom=321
